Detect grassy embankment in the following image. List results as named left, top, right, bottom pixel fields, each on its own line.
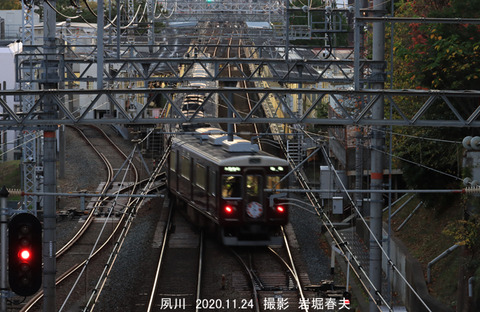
left=388, top=195, right=463, bottom=309
left=0, top=160, right=21, bottom=200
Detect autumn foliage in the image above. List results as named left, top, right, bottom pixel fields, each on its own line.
left=393, top=0, right=480, bottom=90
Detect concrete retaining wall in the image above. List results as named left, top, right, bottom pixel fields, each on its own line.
left=356, top=221, right=452, bottom=312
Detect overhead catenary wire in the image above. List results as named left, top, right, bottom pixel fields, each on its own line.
left=45, top=0, right=82, bottom=20
left=316, top=143, right=433, bottom=312
left=82, top=0, right=139, bottom=30
left=0, top=131, right=42, bottom=158
left=58, top=146, right=136, bottom=312
left=84, top=144, right=169, bottom=311
left=297, top=128, right=433, bottom=311
left=370, top=146, right=463, bottom=182
left=271, top=130, right=393, bottom=310
left=372, top=127, right=462, bottom=144
left=306, top=125, right=463, bottom=183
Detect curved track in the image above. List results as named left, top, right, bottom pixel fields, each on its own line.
left=22, top=125, right=141, bottom=312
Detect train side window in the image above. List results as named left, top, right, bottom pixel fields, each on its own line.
left=195, top=164, right=206, bottom=190
left=180, top=155, right=190, bottom=180
left=222, top=175, right=242, bottom=198
left=209, top=170, right=216, bottom=196
left=170, top=150, right=176, bottom=172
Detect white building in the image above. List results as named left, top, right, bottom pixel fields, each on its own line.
left=0, top=40, right=22, bottom=161
left=0, top=10, right=40, bottom=40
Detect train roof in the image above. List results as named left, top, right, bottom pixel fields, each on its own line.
left=171, top=132, right=288, bottom=167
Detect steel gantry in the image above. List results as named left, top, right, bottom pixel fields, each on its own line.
left=4, top=1, right=479, bottom=312
left=1, top=88, right=480, bottom=128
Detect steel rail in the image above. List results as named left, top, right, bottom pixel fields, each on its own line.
left=146, top=200, right=174, bottom=312
left=56, top=125, right=115, bottom=258
left=21, top=125, right=140, bottom=311
left=229, top=249, right=261, bottom=312
left=237, top=36, right=262, bottom=147
left=86, top=178, right=166, bottom=311
left=21, top=125, right=116, bottom=311
left=195, top=231, right=205, bottom=312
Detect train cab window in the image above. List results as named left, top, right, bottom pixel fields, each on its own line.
left=170, top=150, right=176, bottom=172
left=195, top=164, right=206, bottom=190
left=209, top=170, right=216, bottom=196
left=266, top=175, right=286, bottom=193
left=180, top=155, right=191, bottom=180
left=246, top=175, right=263, bottom=203
left=222, top=175, right=242, bottom=198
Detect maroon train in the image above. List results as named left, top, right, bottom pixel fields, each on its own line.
left=167, top=127, right=290, bottom=246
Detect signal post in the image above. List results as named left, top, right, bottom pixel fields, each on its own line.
left=1, top=186, right=8, bottom=312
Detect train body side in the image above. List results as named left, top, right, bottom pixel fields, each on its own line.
left=167, top=132, right=289, bottom=246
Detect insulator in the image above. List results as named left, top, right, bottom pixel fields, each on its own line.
left=464, top=186, right=480, bottom=194
left=472, top=136, right=480, bottom=150
left=6, top=188, right=23, bottom=196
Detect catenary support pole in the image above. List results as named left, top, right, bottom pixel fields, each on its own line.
left=355, top=128, right=363, bottom=214
left=1, top=186, right=8, bottom=312
left=369, top=0, right=386, bottom=310
left=43, top=1, right=58, bottom=310
left=98, top=0, right=104, bottom=92
left=285, top=0, right=289, bottom=61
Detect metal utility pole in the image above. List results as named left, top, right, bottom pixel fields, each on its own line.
left=355, top=129, right=363, bottom=213
left=98, top=0, right=104, bottom=91
left=42, top=1, right=58, bottom=310
left=285, top=0, right=289, bottom=61
left=1, top=187, right=8, bottom=312
left=369, top=0, right=386, bottom=310
left=147, top=0, right=155, bottom=53
left=21, top=0, right=40, bottom=214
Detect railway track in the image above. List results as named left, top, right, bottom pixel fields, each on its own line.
left=143, top=198, right=315, bottom=312
left=229, top=226, right=314, bottom=312
left=21, top=125, right=146, bottom=311
left=144, top=200, right=204, bottom=312
left=128, top=24, right=335, bottom=312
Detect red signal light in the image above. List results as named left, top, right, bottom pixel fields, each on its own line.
left=276, top=205, right=285, bottom=213
left=224, top=205, right=234, bottom=214
left=8, top=213, right=42, bottom=296
left=19, top=249, right=31, bottom=261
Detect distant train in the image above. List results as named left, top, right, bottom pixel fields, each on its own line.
left=167, top=127, right=290, bottom=246
left=179, top=63, right=209, bottom=131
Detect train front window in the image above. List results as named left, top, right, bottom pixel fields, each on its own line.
left=246, top=175, right=263, bottom=203
left=267, top=175, right=286, bottom=193
left=222, top=175, right=242, bottom=198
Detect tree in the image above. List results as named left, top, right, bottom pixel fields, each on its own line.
left=0, top=0, right=21, bottom=10
left=391, top=0, right=480, bottom=205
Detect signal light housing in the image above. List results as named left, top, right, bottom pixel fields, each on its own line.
left=8, top=213, right=42, bottom=296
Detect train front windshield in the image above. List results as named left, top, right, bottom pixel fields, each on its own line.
left=246, top=175, right=263, bottom=203
left=222, top=175, right=242, bottom=198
